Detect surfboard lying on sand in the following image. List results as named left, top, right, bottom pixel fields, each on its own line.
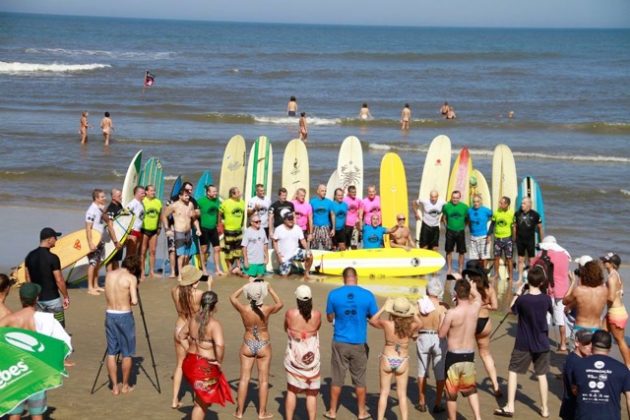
left=282, top=139, right=309, bottom=201
left=219, top=135, right=246, bottom=200
left=12, top=229, right=102, bottom=284
left=65, top=213, right=135, bottom=284
left=317, top=248, right=445, bottom=278
left=416, top=135, right=451, bottom=241
left=266, top=249, right=329, bottom=273
left=138, top=157, right=164, bottom=201
left=121, top=150, right=142, bottom=207
left=337, top=136, right=363, bottom=198
left=447, top=147, right=473, bottom=205
left=380, top=152, right=408, bottom=247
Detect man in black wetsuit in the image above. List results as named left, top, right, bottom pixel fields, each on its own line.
left=514, top=197, right=543, bottom=282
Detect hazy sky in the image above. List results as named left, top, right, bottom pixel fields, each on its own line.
left=1, top=0, right=629, bottom=28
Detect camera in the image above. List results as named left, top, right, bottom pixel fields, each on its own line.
left=573, top=268, right=581, bottom=276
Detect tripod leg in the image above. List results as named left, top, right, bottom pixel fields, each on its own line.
left=137, top=289, right=161, bottom=393
left=90, top=349, right=109, bottom=394
left=489, top=312, right=511, bottom=340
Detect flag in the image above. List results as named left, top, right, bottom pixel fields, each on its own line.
left=144, top=71, right=155, bottom=88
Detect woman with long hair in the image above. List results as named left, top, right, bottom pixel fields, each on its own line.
left=170, top=266, right=206, bottom=409
left=180, top=291, right=233, bottom=419
left=230, top=280, right=283, bottom=419
left=463, top=260, right=501, bottom=397
left=370, top=297, right=423, bottom=420
left=284, top=285, right=321, bottom=420
left=602, top=253, right=630, bottom=367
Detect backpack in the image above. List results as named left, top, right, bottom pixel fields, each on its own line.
left=533, top=249, right=555, bottom=289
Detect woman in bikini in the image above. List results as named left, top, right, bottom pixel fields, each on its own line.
left=464, top=261, right=501, bottom=397
left=603, top=253, right=630, bottom=367
left=230, top=280, right=283, bottom=419
left=170, top=266, right=206, bottom=409
left=284, top=285, right=321, bottom=420
left=180, top=291, right=233, bottom=419
left=370, top=297, right=423, bottom=420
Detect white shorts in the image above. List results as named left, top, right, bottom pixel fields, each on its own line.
left=416, top=331, right=447, bottom=380
left=469, top=235, right=490, bottom=260
left=552, top=298, right=566, bottom=326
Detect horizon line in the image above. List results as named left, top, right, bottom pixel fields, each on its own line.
left=1, top=11, right=629, bottom=30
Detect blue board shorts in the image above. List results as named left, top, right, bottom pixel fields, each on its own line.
left=8, top=391, right=47, bottom=416
left=106, top=311, right=136, bottom=357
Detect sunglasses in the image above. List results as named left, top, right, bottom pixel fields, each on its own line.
left=397, top=217, right=406, bottom=221
left=251, top=220, right=261, bottom=224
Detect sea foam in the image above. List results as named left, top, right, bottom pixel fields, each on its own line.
left=0, top=61, right=111, bottom=74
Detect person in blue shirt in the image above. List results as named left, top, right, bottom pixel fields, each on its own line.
left=559, top=329, right=593, bottom=420
left=331, top=188, right=349, bottom=250
left=308, top=184, right=335, bottom=251
left=325, top=267, right=378, bottom=420
left=467, top=194, right=493, bottom=267
left=362, top=214, right=398, bottom=249
left=570, top=330, right=630, bottom=420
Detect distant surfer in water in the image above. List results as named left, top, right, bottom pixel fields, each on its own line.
left=79, top=111, right=89, bottom=144
left=401, top=104, right=411, bottom=130
left=287, top=96, right=298, bottom=116
left=446, top=106, right=457, bottom=120
left=100, top=112, right=113, bottom=146
left=359, top=103, right=373, bottom=120
left=299, top=112, right=308, bottom=142
left=440, top=102, right=449, bottom=116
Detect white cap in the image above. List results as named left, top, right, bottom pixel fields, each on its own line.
left=574, top=255, right=593, bottom=266
left=295, top=285, right=312, bottom=301
left=542, top=235, right=557, bottom=245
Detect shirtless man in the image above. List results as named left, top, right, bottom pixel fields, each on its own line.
left=562, top=261, right=608, bottom=336
left=299, top=112, right=308, bottom=142
left=440, top=102, right=449, bottom=116
left=389, top=213, right=415, bottom=250
left=287, top=96, right=298, bottom=116
left=162, top=189, right=201, bottom=280
left=401, top=103, right=411, bottom=130
left=100, top=111, right=113, bottom=146
left=446, top=106, right=456, bottom=120
left=104, top=255, right=140, bottom=395
left=438, top=279, right=482, bottom=420
left=79, top=111, right=89, bottom=144
left=0, top=274, right=13, bottom=319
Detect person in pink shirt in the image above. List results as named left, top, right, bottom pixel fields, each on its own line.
left=343, top=185, right=363, bottom=250
left=362, top=185, right=381, bottom=226
left=531, top=235, right=570, bottom=351
left=292, top=188, right=312, bottom=243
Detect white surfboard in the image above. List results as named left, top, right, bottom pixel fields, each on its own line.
left=121, top=150, right=142, bottom=207
left=415, top=135, right=451, bottom=241
left=492, top=144, right=518, bottom=212
left=337, top=136, right=363, bottom=198
left=282, top=139, right=309, bottom=201
left=326, top=170, right=341, bottom=200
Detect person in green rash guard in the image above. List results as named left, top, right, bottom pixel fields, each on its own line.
left=220, top=187, right=246, bottom=274
left=141, top=184, right=162, bottom=280
left=197, top=185, right=224, bottom=276
left=490, top=196, right=515, bottom=284
left=441, top=191, right=469, bottom=275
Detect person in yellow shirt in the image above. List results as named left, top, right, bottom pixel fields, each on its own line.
left=490, top=196, right=515, bottom=284
left=220, top=187, right=245, bottom=274
left=141, top=184, right=162, bottom=280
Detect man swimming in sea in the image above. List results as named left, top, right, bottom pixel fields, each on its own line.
left=299, top=112, right=308, bottom=142
left=401, top=104, right=411, bottom=130
left=100, top=111, right=113, bottom=146
left=80, top=111, right=89, bottom=144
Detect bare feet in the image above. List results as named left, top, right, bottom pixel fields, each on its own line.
left=214, top=271, right=226, bottom=276
left=64, top=359, right=76, bottom=367
left=171, top=400, right=182, bottom=409
left=151, top=271, right=162, bottom=278
left=232, top=412, right=243, bottom=419
left=258, top=413, right=273, bottom=419
left=168, top=274, right=177, bottom=279
left=112, top=383, right=120, bottom=396
left=87, top=289, right=101, bottom=296
left=96, top=286, right=105, bottom=292
left=121, top=384, right=134, bottom=394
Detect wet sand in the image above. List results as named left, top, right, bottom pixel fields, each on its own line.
left=1, top=205, right=627, bottom=419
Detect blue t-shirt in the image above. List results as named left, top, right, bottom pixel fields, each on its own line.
left=332, top=200, right=348, bottom=230
left=310, top=197, right=334, bottom=227
left=511, top=293, right=553, bottom=353
left=560, top=352, right=581, bottom=420
left=468, top=206, right=493, bottom=237
left=326, top=285, right=378, bottom=344
left=362, top=224, right=387, bottom=249
left=571, top=354, right=630, bottom=420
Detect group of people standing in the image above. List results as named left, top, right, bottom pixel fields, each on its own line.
left=79, top=111, right=114, bottom=146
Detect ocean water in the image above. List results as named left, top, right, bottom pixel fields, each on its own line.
left=0, top=13, right=629, bottom=259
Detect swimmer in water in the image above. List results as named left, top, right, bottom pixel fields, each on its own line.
left=401, top=104, right=411, bottom=130
left=287, top=96, right=298, bottom=117
left=359, top=103, right=373, bottom=120
left=100, top=112, right=113, bottom=146
left=440, top=102, right=449, bottom=116
left=299, top=112, right=308, bottom=142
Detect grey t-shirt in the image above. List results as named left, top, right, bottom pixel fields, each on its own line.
left=418, top=198, right=445, bottom=227
left=241, top=226, right=268, bottom=264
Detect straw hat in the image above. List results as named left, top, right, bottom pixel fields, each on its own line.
left=384, top=297, right=418, bottom=318
left=178, top=266, right=202, bottom=286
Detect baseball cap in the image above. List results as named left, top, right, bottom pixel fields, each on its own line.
left=20, top=282, right=42, bottom=303
left=574, top=255, right=593, bottom=266
left=462, top=260, right=489, bottom=279
left=40, top=227, right=62, bottom=240
left=591, top=330, right=612, bottom=350
left=280, top=208, right=294, bottom=220
left=295, top=285, right=312, bottom=301
left=600, top=252, right=621, bottom=266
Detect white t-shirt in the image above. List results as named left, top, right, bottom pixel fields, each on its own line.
left=248, top=195, right=271, bottom=228
left=127, top=198, right=144, bottom=231
left=272, top=224, right=304, bottom=262
left=241, top=227, right=269, bottom=264
left=34, top=311, right=73, bottom=352
left=417, top=198, right=445, bottom=227
left=85, top=202, right=105, bottom=234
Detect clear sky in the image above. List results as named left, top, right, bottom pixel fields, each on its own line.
left=1, top=0, right=629, bottom=28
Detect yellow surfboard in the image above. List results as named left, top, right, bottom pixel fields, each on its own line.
left=282, top=139, right=309, bottom=201
left=317, top=248, right=445, bottom=278
left=447, top=147, right=473, bottom=205
left=219, top=135, right=246, bottom=201
left=12, top=229, right=102, bottom=284
left=470, top=168, right=491, bottom=207
left=379, top=152, right=408, bottom=247
left=492, top=144, right=518, bottom=212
